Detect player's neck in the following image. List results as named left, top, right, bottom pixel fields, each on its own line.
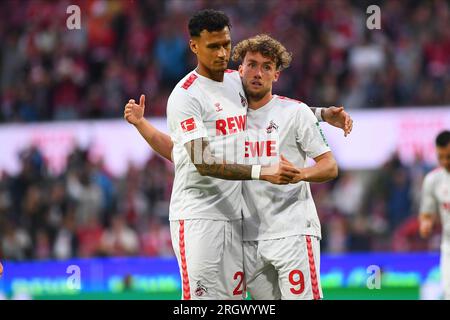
left=249, top=92, right=273, bottom=110
left=196, top=65, right=224, bottom=82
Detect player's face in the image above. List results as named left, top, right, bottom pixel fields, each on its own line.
left=437, top=143, right=450, bottom=172
left=190, top=27, right=231, bottom=73
left=239, top=51, right=280, bottom=101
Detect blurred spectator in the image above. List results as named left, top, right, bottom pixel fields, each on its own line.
left=99, top=214, right=139, bottom=256
left=1, top=221, right=32, bottom=260
left=77, top=215, right=103, bottom=258
left=66, top=165, right=103, bottom=226
left=0, top=0, right=449, bottom=123
left=0, top=0, right=448, bottom=260
left=53, top=212, right=79, bottom=259
left=140, top=217, right=173, bottom=257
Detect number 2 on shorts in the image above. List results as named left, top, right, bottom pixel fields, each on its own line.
left=233, top=271, right=244, bottom=296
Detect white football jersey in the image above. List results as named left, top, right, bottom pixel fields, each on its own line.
left=242, top=95, right=331, bottom=241
left=167, top=69, right=248, bottom=221
left=420, top=168, right=450, bottom=251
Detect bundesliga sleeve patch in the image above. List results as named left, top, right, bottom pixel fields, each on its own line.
left=180, top=117, right=197, bottom=133
left=316, top=122, right=329, bottom=146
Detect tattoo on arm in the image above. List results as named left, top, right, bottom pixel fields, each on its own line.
left=185, top=138, right=252, bottom=180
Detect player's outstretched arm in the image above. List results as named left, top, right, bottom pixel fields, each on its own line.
left=124, top=94, right=173, bottom=162
left=311, top=106, right=353, bottom=137
left=283, top=152, right=338, bottom=184
left=185, top=138, right=299, bottom=184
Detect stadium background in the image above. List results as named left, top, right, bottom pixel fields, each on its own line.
left=0, top=0, right=449, bottom=300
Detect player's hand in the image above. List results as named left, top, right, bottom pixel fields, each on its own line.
left=419, top=219, right=433, bottom=239
left=0, top=261, right=3, bottom=277
left=124, top=94, right=146, bottom=126
left=260, top=155, right=299, bottom=185
left=279, top=155, right=304, bottom=183
left=323, top=106, right=353, bottom=137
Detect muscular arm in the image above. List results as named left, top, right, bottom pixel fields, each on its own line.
left=134, top=119, right=173, bottom=162
left=285, top=152, right=338, bottom=184
left=124, top=94, right=173, bottom=162
left=185, top=138, right=298, bottom=183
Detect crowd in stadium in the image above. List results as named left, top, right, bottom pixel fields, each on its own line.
left=0, top=0, right=448, bottom=260
left=0, top=0, right=449, bottom=123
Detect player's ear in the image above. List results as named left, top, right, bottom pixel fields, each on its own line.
left=189, top=39, right=198, bottom=54
left=238, top=64, right=244, bottom=77
left=273, top=70, right=280, bottom=82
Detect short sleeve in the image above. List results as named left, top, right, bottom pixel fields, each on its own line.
left=295, top=104, right=331, bottom=159
left=420, top=174, right=438, bottom=215
left=167, top=91, right=208, bottom=145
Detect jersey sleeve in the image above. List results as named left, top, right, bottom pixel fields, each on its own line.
left=167, top=90, right=208, bottom=146
left=295, top=103, right=331, bottom=159
left=419, top=173, right=438, bottom=215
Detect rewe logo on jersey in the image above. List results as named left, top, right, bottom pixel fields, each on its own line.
left=180, top=117, right=197, bottom=133
left=245, top=140, right=277, bottom=158
left=216, top=115, right=246, bottom=136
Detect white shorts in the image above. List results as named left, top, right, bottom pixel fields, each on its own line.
left=244, top=234, right=322, bottom=300
left=441, top=248, right=450, bottom=300
left=170, top=219, right=244, bottom=300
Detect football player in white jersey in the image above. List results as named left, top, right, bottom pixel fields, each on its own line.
left=126, top=9, right=301, bottom=300
left=419, top=130, right=450, bottom=300
left=232, top=34, right=338, bottom=300
left=124, top=11, right=351, bottom=300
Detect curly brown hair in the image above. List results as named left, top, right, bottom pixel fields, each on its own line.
left=232, top=34, right=292, bottom=71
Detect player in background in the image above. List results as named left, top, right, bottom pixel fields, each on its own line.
left=419, top=130, right=450, bottom=300
left=124, top=10, right=351, bottom=300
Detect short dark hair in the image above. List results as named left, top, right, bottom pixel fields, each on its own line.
left=188, top=9, right=231, bottom=37
left=436, top=130, right=450, bottom=147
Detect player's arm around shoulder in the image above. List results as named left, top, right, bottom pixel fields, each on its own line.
left=286, top=104, right=338, bottom=183
left=282, top=151, right=338, bottom=184
left=184, top=137, right=299, bottom=184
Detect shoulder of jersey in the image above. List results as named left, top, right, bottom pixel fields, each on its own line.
left=427, top=167, right=445, bottom=179
left=274, top=95, right=308, bottom=112
left=177, top=72, right=200, bottom=91
left=275, top=95, right=304, bottom=105
left=224, top=69, right=240, bottom=81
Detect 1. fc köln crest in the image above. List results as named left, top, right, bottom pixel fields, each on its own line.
left=266, top=120, right=279, bottom=133
left=239, top=92, right=248, bottom=107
